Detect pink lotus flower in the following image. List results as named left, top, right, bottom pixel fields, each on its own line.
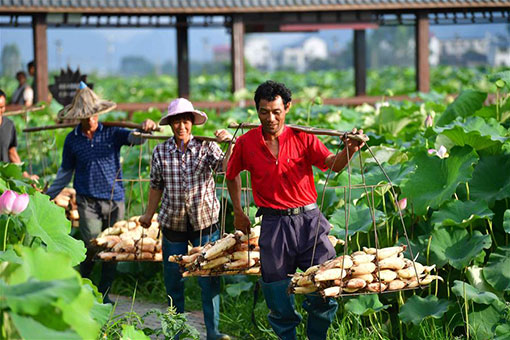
left=428, top=145, right=449, bottom=159
left=398, top=198, right=407, bottom=210
left=0, top=190, right=29, bottom=215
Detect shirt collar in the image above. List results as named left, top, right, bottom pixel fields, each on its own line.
left=257, top=124, right=290, bottom=145
left=168, top=135, right=199, bottom=154
left=74, top=122, right=104, bottom=136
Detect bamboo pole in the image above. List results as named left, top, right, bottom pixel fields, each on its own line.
left=23, top=121, right=162, bottom=133
left=4, top=105, right=46, bottom=117
left=228, top=123, right=369, bottom=142
left=131, top=132, right=232, bottom=143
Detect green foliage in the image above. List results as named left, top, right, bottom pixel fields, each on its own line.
left=344, top=295, right=390, bottom=316
left=483, top=246, right=510, bottom=292
left=398, top=296, right=450, bottom=326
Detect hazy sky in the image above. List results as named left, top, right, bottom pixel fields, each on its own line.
left=0, top=22, right=508, bottom=74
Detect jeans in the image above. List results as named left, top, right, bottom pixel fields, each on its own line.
left=162, top=229, right=223, bottom=340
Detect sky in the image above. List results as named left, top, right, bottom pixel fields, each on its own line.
left=0, top=22, right=508, bottom=75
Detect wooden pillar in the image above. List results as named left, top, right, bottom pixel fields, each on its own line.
left=177, top=15, right=190, bottom=98
left=415, top=12, right=430, bottom=93
left=231, top=15, right=245, bottom=94
left=32, top=14, right=49, bottom=103
left=354, top=29, right=366, bottom=96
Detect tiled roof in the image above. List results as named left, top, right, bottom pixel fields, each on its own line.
left=1, top=0, right=509, bottom=13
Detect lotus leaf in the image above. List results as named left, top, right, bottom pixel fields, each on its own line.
left=329, top=204, right=385, bottom=239
left=398, top=295, right=450, bottom=325
left=401, top=146, right=478, bottom=215
left=434, top=117, right=507, bottom=153
left=225, top=281, right=253, bottom=298
left=9, top=313, right=81, bottom=340
left=495, top=323, right=510, bottom=340
left=435, top=90, right=487, bottom=127
left=344, top=294, right=389, bottom=316
left=469, top=154, right=510, bottom=205
left=19, top=192, right=86, bottom=266
left=121, top=325, right=151, bottom=340
left=430, top=199, right=493, bottom=227
left=450, top=280, right=506, bottom=339
left=451, top=280, right=500, bottom=305
left=503, top=209, right=510, bottom=234
left=429, top=227, right=491, bottom=269
left=0, top=278, right=80, bottom=315
left=483, top=246, right=510, bottom=292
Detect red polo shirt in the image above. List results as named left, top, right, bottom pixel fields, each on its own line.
left=226, top=125, right=332, bottom=209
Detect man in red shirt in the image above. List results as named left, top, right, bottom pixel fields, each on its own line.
left=226, top=81, right=364, bottom=340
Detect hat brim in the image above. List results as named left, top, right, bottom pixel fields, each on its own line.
left=58, top=100, right=117, bottom=120
left=159, top=110, right=208, bottom=126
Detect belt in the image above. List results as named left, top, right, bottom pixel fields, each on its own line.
left=256, top=203, right=318, bottom=217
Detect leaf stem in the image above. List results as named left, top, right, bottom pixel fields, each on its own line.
left=3, top=216, right=11, bottom=251
left=487, top=220, right=498, bottom=248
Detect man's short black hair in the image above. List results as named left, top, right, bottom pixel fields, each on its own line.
left=254, top=80, right=292, bottom=110
left=27, top=61, right=35, bottom=69
left=16, top=71, right=26, bottom=78
left=0, top=89, right=5, bottom=99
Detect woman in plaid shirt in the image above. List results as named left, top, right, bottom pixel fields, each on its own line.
left=140, top=98, right=233, bottom=340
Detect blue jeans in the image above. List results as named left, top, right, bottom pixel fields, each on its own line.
left=162, top=230, right=222, bottom=340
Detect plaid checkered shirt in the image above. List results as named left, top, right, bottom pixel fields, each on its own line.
left=150, top=136, right=224, bottom=232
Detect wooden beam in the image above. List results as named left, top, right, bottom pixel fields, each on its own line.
left=176, top=15, right=190, bottom=98
left=231, top=14, right=245, bottom=94
left=32, top=14, right=49, bottom=103
left=354, top=29, right=366, bottom=96
left=415, top=12, right=430, bottom=93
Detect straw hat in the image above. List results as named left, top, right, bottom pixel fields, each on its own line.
left=58, top=82, right=116, bottom=120
left=159, top=98, right=208, bottom=126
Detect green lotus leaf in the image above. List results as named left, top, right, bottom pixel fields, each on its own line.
left=344, top=294, right=390, bottom=316
left=466, top=266, right=502, bottom=297
left=434, top=117, right=507, bottom=153
left=436, top=90, right=487, bottom=127
left=451, top=280, right=500, bottom=305
left=330, top=204, right=385, bottom=239
left=225, top=281, right=253, bottom=298
left=430, top=199, right=493, bottom=227
left=450, top=280, right=506, bottom=339
left=429, top=227, right=491, bottom=269
left=488, top=70, right=510, bottom=87
left=398, top=295, right=450, bottom=325
left=469, top=154, right=510, bottom=205
left=363, top=162, right=416, bottom=187
left=483, top=246, right=510, bottom=292
left=362, top=145, right=407, bottom=166
left=10, top=313, right=81, bottom=340
left=121, top=325, right=150, bottom=340
left=495, top=323, right=510, bottom=340
left=503, top=210, right=510, bottom=234
left=401, top=146, right=478, bottom=215
left=0, top=278, right=81, bottom=315
left=19, top=192, right=86, bottom=266
left=374, top=106, right=414, bottom=137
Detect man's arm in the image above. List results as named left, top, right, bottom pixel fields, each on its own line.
left=46, top=167, right=74, bottom=199
left=8, top=147, right=21, bottom=164
left=226, top=176, right=251, bottom=233
left=139, top=188, right=163, bottom=228
left=324, top=129, right=365, bottom=172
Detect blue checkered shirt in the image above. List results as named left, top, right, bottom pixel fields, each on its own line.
left=150, top=136, right=224, bottom=232
left=61, top=123, right=131, bottom=201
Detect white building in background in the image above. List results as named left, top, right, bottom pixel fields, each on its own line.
left=244, top=36, right=273, bottom=71
left=488, top=35, right=510, bottom=67
left=281, top=37, right=328, bottom=72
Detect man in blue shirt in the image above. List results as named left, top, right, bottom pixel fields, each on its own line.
left=47, top=82, right=156, bottom=303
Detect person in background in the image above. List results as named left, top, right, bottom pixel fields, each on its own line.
left=11, top=71, right=34, bottom=106
left=46, top=82, right=157, bottom=304
left=139, top=98, right=233, bottom=340
left=226, top=80, right=365, bottom=340
left=0, top=89, right=38, bottom=180
left=27, top=61, right=36, bottom=102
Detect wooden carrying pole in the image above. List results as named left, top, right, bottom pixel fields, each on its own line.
left=228, top=123, right=369, bottom=142
left=131, top=132, right=231, bottom=143
left=4, top=105, right=46, bottom=117
left=23, top=121, right=162, bottom=133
